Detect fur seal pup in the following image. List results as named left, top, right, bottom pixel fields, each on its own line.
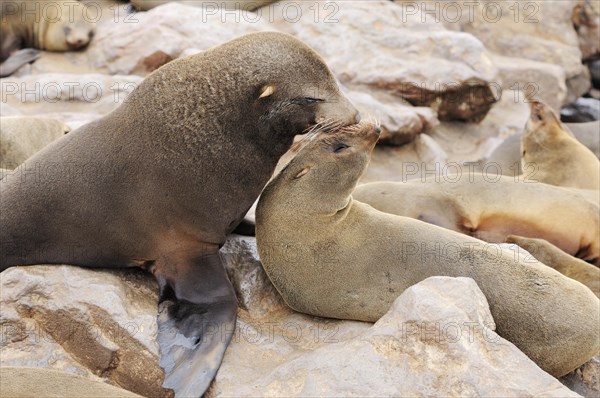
left=0, top=0, right=96, bottom=77
left=0, top=116, right=70, bottom=169
left=506, top=235, right=600, bottom=298
left=522, top=101, right=600, bottom=190
left=352, top=178, right=600, bottom=264
left=0, top=32, right=359, bottom=396
left=256, top=122, right=600, bottom=377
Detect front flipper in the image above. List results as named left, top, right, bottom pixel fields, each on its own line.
left=0, top=49, right=41, bottom=77
left=154, top=249, right=237, bottom=397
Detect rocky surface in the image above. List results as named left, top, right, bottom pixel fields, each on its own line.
left=1, top=237, right=590, bottom=397
left=272, top=0, right=499, bottom=123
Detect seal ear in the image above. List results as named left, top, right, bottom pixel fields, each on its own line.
left=258, top=85, right=276, bottom=99
left=294, top=167, right=310, bottom=179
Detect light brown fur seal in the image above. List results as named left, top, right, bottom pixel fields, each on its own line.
left=0, top=116, right=70, bottom=169
left=521, top=101, right=600, bottom=190
left=352, top=178, right=600, bottom=265
left=256, top=121, right=600, bottom=377
left=506, top=235, right=600, bottom=298
left=483, top=120, right=600, bottom=176
left=0, top=367, right=142, bottom=398
left=0, top=0, right=96, bottom=77
left=0, top=32, right=359, bottom=396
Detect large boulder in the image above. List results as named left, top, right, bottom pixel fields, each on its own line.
left=394, top=0, right=589, bottom=107
left=271, top=0, right=499, bottom=123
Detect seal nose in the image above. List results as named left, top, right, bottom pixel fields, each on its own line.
left=68, top=37, right=87, bottom=49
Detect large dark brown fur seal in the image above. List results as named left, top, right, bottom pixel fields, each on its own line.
left=0, top=32, right=359, bottom=396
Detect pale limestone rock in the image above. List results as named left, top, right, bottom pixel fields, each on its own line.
left=561, top=355, right=600, bottom=397
left=394, top=0, right=588, bottom=106
left=86, top=3, right=271, bottom=75
left=271, top=0, right=499, bottom=122
left=0, top=73, right=142, bottom=116
left=0, top=266, right=168, bottom=397
left=492, top=54, right=567, bottom=112
left=210, top=276, right=580, bottom=397
left=345, top=88, right=439, bottom=146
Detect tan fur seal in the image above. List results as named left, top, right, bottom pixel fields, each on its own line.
left=130, top=0, right=276, bottom=11
left=0, top=0, right=96, bottom=77
left=256, top=122, right=600, bottom=377
left=0, top=32, right=359, bottom=396
left=0, top=116, right=70, bottom=169
left=483, top=120, right=600, bottom=176
left=522, top=101, right=600, bottom=190
left=506, top=235, right=600, bottom=298
left=352, top=178, right=600, bottom=265
left=0, top=367, right=142, bottom=398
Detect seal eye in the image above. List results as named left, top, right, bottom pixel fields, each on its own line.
left=63, top=26, right=71, bottom=35
left=303, top=97, right=323, bottom=103
left=333, top=144, right=349, bottom=153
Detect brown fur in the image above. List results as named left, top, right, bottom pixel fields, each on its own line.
left=257, top=122, right=600, bottom=377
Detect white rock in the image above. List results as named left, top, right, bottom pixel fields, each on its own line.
left=345, top=88, right=439, bottom=146
left=271, top=0, right=499, bottom=122
left=211, top=276, right=579, bottom=397
left=0, top=73, right=142, bottom=115
left=0, top=266, right=167, bottom=397
left=86, top=3, right=271, bottom=75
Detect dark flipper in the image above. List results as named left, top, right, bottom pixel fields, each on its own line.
left=0, top=49, right=41, bottom=78
left=232, top=217, right=256, bottom=236
left=154, top=249, right=237, bottom=397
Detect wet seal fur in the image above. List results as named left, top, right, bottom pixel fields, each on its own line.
left=0, top=32, right=359, bottom=396
left=256, top=121, right=600, bottom=377
left=0, top=0, right=96, bottom=77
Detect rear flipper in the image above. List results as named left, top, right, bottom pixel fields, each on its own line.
left=506, top=235, right=600, bottom=297
left=0, top=49, right=41, bottom=77
left=154, top=250, right=237, bottom=397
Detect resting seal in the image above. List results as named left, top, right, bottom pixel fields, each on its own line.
left=352, top=178, right=600, bottom=265
left=0, top=32, right=359, bottom=396
left=0, top=116, right=70, bottom=169
left=522, top=101, right=600, bottom=190
left=506, top=235, right=600, bottom=298
left=256, top=122, right=600, bottom=377
left=130, top=0, right=276, bottom=11
left=0, top=0, right=96, bottom=77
